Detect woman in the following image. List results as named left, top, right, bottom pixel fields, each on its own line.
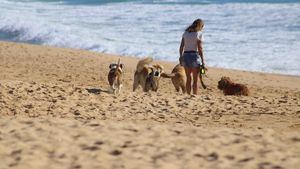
left=179, top=19, right=205, bottom=95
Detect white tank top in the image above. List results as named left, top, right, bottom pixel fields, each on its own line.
left=182, top=31, right=203, bottom=52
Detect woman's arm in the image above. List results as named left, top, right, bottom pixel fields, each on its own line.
left=197, top=40, right=204, bottom=66
left=179, top=37, right=184, bottom=64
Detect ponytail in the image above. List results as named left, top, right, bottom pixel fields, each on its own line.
left=185, top=19, right=204, bottom=32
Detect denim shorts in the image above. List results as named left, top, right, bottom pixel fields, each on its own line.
left=182, top=52, right=201, bottom=68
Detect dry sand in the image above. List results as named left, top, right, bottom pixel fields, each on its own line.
left=0, top=41, right=299, bottom=169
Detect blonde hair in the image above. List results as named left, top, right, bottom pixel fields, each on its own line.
left=185, top=19, right=204, bottom=32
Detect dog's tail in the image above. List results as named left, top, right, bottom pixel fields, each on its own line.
left=136, top=57, right=153, bottom=73
left=115, top=58, right=121, bottom=76
left=161, top=72, right=176, bottom=78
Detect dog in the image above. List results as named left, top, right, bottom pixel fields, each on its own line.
left=108, top=58, right=124, bottom=94
left=162, top=64, right=207, bottom=93
left=161, top=64, right=186, bottom=93
left=133, top=57, right=164, bottom=92
left=217, top=76, right=249, bottom=96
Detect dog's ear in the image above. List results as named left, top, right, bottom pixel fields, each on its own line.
left=222, top=76, right=230, bottom=81
left=153, top=64, right=164, bottom=73
left=148, top=67, right=154, bottom=76
left=120, top=64, right=124, bottom=69
left=109, top=64, right=113, bottom=69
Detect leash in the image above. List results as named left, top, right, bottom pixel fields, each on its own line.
left=200, top=64, right=208, bottom=78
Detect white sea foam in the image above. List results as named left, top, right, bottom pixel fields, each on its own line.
left=0, top=0, right=299, bottom=75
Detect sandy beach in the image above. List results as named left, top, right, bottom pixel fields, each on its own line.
left=0, top=41, right=299, bottom=169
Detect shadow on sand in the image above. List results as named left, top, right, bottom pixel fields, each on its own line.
left=86, top=88, right=110, bottom=95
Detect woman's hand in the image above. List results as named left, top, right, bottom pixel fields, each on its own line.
left=179, top=56, right=183, bottom=65
left=201, top=62, right=207, bottom=71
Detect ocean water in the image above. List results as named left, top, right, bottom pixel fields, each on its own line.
left=1, top=0, right=300, bottom=75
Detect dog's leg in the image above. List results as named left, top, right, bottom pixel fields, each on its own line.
left=116, top=77, right=122, bottom=94
left=120, top=84, right=123, bottom=94
left=109, top=85, right=115, bottom=94
left=181, top=84, right=186, bottom=94
left=133, top=73, right=140, bottom=92
left=143, top=78, right=151, bottom=92
left=112, top=84, right=117, bottom=95
left=141, top=76, right=148, bottom=92
left=144, top=87, right=150, bottom=92
left=117, top=84, right=123, bottom=94
left=153, top=80, right=159, bottom=92
left=133, top=81, right=138, bottom=92
left=174, top=85, right=180, bottom=92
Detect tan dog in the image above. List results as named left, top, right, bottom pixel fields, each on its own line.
left=133, top=57, right=164, bottom=92
left=217, top=76, right=249, bottom=96
left=161, top=64, right=186, bottom=93
left=108, top=58, right=124, bottom=94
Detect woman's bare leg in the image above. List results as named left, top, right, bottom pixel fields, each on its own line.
left=184, top=67, right=192, bottom=95
left=191, top=67, right=200, bottom=95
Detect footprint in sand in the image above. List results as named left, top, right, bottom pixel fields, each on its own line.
left=72, top=109, right=81, bottom=116
left=81, top=144, right=100, bottom=151
left=110, top=150, right=122, bottom=156
left=238, top=157, right=254, bottom=163
left=10, top=149, right=22, bottom=156
left=24, top=104, right=34, bottom=109
left=258, top=162, right=284, bottom=169
left=224, top=155, right=235, bottom=160
left=204, top=152, right=219, bottom=161
left=289, top=123, right=300, bottom=129
left=94, top=141, right=104, bottom=145
left=120, top=140, right=135, bottom=148
left=9, top=149, right=22, bottom=167
left=291, top=137, right=300, bottom=142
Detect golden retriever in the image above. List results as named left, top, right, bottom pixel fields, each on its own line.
left=133, top=57, right=164, bottom=92
left=161, top=64, right=186, bottom=93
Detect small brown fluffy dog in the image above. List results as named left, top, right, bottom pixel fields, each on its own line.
left=161, top=64, right=186, bottom=93
left=133, top=57, right=164, bottom=92
left=108, top=59, right=124, bottom=94
left=217, top=76, right=249, bottom=96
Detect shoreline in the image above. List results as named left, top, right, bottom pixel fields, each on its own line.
left=2, top=40, right=299, bottom=78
